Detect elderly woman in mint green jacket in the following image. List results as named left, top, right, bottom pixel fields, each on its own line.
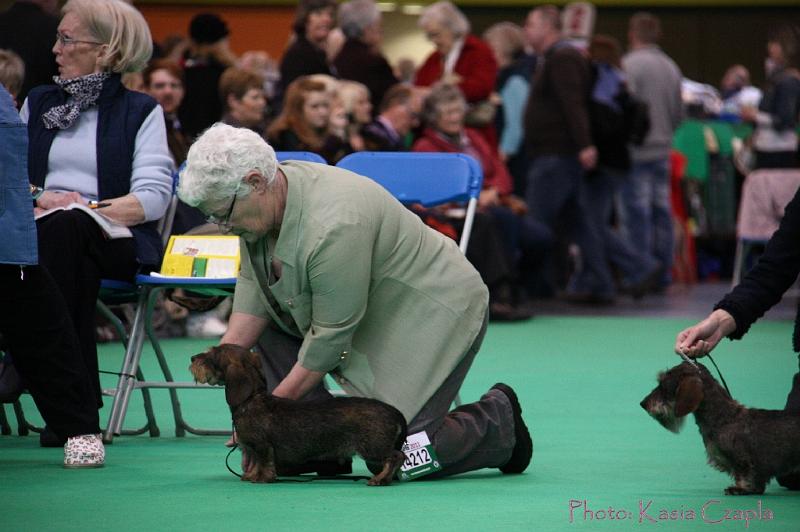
left=178, top=123, right=533, bottom=479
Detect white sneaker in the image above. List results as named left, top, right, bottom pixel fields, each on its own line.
left=186, top=313, right=228, bottom=338
left=64, top=434, right=105, bottom=468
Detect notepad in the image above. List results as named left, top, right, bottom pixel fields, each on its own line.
left=159, top=235, right=240, bottom=278
left=35, top=202, right=132, bottom=239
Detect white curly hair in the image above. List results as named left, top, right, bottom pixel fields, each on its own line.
left=178, top=123, right=278, bottom=208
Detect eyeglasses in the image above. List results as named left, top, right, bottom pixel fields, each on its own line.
left=205, top=187, right=240, bottom=231
left=55, top=31, right=103, bottom=47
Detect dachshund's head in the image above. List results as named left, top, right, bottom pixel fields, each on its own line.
left=190, top=344, right=266, bottom=408
left=640, top=362, right=708, bottom=433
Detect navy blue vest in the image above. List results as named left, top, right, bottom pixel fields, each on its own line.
left=26, top=74, right=163, bottom=266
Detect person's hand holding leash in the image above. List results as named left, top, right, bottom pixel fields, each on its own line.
left=675, top=309, right=737, bottom=358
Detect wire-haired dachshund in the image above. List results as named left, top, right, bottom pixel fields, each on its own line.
left=641, top=361, right=800, bottom=495
left=190, top=344, right=407, bottom=485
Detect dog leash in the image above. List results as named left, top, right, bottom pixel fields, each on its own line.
left=680, top=352, right=733, bottom=398
left=224, top=445, right=371, bottom=482
left=225, top=425, right=371, bottom=483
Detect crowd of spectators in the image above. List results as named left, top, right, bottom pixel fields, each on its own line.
left=1, top=0, right=798, bottom=318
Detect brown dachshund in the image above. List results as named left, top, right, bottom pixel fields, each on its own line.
left=190, top=344, right=407, bottom=485
left=641, top=361, right=800, bottom=495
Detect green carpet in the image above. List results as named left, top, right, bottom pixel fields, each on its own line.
left=2, top=316, right=799, bottom=531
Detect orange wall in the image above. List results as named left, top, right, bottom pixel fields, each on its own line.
left=138, top=4, right=296, bottom=60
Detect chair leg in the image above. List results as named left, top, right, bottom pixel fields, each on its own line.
left=732, top=239, right=746, bottom=286
left=135, top=366, right=160, bottom=438
left=0, top=405, right=10, bottom=435
left=144, top=288, right=186, bottom=437
left=143, top=287, right=230, bottom=437
left=96, top=300, right=128, bottom=345
left=98, top=298, right=160, bottom=440
left=104, top=288, right=149, bottom=443
left=12, top=400, right=29, bottom=436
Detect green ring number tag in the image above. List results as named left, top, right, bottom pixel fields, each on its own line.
left=398, top=431, right=442, bottom=481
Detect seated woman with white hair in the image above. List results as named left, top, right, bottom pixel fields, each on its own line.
left=178, top=123, right=533, bottom=480
left=18, top=0, right=172, bottom=460
left=414, top=0, right=498, bottom=146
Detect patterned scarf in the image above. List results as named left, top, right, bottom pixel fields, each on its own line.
left=42, top=72, right=110, bottom=130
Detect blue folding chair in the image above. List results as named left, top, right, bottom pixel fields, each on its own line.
left=336, top=152, right=483, bottom=254
left=336, top=152, right=484, bottom=406
left=275, top=151, right=326, bottom=164
left=103, top=152, right=326, bottom=442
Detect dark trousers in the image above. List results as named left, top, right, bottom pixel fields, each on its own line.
left=786, top=355, right=800, bottom=413
left=0, top=264, right=100, bottom=437
left=404, top=313, right=515, bottom=478
left=526, top=155, right=614, bottom=296
left=36, top=210, right=138, bottom=406
left=256, top=312, right=515, bottom=478
left=583, top=167, right=660, bottom=287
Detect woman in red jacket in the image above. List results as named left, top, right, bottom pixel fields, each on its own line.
left=413, top=83, right=552, bottom=318
left=414, top=1, right=498, bottom=147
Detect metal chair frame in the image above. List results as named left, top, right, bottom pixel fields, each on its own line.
left=102, top=152, right=325, bottom=443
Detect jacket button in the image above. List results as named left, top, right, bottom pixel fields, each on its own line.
left=286, top=299, right=294, bottom=308
left=340, top=350, right=348, bottom=360
left=337, top=377, right=347, bottom=385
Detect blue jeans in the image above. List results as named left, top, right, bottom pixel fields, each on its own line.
left=621, top=159, right=674, bottom=285
left=0, top=86, right=37, bottom=266
left=526, top=155, right=613, bottom=296
left=583, top=167, right=660, bottom=286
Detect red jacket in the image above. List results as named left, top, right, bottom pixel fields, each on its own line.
left=414, top=35, right=497, bottom=103
left=412, top=127, right=512, bottom=196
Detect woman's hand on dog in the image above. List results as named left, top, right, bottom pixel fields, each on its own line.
left=226, top=431, right=255, bottom=474
left=675, top=309, right=737, bottom=358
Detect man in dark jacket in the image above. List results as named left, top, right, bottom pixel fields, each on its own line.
left=333, top=0, right=397, bottom=114
left=522, top=5, right=612, bottom=303
left=178, top=13, right=236, bottom=139
left=362, top=84, right=421, bottom=151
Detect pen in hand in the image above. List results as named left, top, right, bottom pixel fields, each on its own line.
left=88, top=201, right=111, bottom=209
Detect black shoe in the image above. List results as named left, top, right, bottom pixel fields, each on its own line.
left=777, top=473, right=800, bottom=490
left=491, top=383, right=533, bottom=474
left=277, top=458, right=353, bottom=477
left=563, top=291, right=616, bottom=306
left=489, top=302, right=534, bottom=322
left=39, top=425, right=67, bottom=448
left=626, top=265, right=664, bottom=300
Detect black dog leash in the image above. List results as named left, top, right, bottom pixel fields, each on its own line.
left=225, top=443, right=244, bottom=479
left=680, top=352, right=733, bottom=398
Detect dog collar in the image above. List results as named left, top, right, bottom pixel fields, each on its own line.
left=679, top=352, right=732, bottom=398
